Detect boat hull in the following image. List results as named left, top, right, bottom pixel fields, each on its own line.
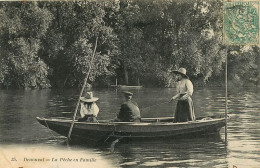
left=36, top=116, right=226, bottom=143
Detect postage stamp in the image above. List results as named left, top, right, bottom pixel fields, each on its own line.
left=224, top=1, right=259, bottom=45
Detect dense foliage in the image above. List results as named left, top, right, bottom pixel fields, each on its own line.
left=0, top=0, right=259, bottom=89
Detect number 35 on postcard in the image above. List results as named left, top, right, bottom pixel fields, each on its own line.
left=224, top=0, right=260, bottom=45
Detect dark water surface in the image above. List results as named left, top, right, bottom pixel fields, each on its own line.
left=0, top=87, right=259, bottom=167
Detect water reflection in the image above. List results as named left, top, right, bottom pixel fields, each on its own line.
left=0, top=87, right=259, bottom=167
left=108, top=135, right=226, bottom=168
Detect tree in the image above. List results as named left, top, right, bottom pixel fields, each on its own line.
left=0, top=1, right=53, bottom=89
left=39, top=1, right=119, bottom=88
left=0, top=0, right=258, bottom=89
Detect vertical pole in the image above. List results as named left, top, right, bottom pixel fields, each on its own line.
left=116, top=78, right=118, bottom=86
left=225, top=49, right=228, bottom=145
left=67, top=37, right=98, bottom=140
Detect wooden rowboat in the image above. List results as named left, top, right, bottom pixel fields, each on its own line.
left=36, top=115, right=226, bottom=143
left=110, top=85, right=143, bottom=89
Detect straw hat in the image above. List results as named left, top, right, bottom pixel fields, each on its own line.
left=80, top=92, right=99, bottom=102
left=172, top=68, right=189, bottom=78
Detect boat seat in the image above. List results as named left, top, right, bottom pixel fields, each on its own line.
left=141, top=117, right=174, bottom=123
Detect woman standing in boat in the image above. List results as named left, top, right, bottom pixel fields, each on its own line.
left=78, top=92, right=99, bottom=122
left=170, top=68, right=196, bottom=122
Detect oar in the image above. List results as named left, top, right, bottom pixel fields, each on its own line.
left=67, top=37, right=98, bottom=140
left=110, top=138, right=121, bottom=152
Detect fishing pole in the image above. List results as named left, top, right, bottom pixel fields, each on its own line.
left=67, top=37, right=98, bottom=140
left=141, top=101, right=171, bottom=112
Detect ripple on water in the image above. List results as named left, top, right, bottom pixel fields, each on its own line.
left=120, top=161, right=138, bottom=166
left=0, top=88, right=259, bottom=168
left=140, top=159, right=202, bottom=167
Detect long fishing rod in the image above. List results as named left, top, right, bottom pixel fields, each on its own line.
left=141, top=101, right=170, bottom=112
left=67, top=37, right=98, bottom=140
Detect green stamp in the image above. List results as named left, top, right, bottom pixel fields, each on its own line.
left=224, top=1, right=259, bottom=45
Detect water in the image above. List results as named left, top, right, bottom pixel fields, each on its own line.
left=0, top=87, right=259, bottom=168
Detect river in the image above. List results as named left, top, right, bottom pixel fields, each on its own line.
left=0, top=87, right=259, bottom=168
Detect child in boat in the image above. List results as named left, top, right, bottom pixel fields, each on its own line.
left=170, top=68, right=196, bottom=122
left=78, top=92, right=99, bottom=122
left=114, top=91, right=141, bottom=122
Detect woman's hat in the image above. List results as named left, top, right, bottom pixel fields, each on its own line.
left=122, top=91, right=133, bottom=96
left=172, top=68, right=189, bottom=78
left=80, top=92, right=99, bottom=102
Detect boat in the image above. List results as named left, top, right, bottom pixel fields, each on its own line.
left=110, top=78, right=142, bottom=89
left=110, top=85, right=143, bottom=89
left=36, top=115, right=227, bottom=143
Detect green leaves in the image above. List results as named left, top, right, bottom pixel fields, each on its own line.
left=0, top=2, right=53, bottom=89
left=0, top=0, right=258, bottom=89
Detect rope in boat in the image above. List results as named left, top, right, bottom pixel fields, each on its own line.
left=141, top=101, right=170, bottom=112
left=44, top=119, right=58, bottom=141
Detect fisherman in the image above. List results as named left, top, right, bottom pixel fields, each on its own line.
left=170, top=68, right=196, bottom=122
left=114, top=91, right=141, bottom=122
left=78, top=92, right=99, bottom=122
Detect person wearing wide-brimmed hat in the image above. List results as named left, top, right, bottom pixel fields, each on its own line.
left=78, top=92, right=99, bottom=122
left=170, top=68, right=195, bottom=122
left=114, top=91, right=141, bottom=122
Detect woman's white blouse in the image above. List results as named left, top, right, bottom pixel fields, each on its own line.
left=176, top=79, right=193, bottom=96
left=80, top=102, right=99, bottom=117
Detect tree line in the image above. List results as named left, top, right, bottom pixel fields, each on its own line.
left=0, top=0, right=259, bottom=89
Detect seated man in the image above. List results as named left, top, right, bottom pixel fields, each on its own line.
left=114, top=91, right=141, bottom=122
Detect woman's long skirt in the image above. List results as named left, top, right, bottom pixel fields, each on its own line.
left=174, top=97, right=195, bottom=122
